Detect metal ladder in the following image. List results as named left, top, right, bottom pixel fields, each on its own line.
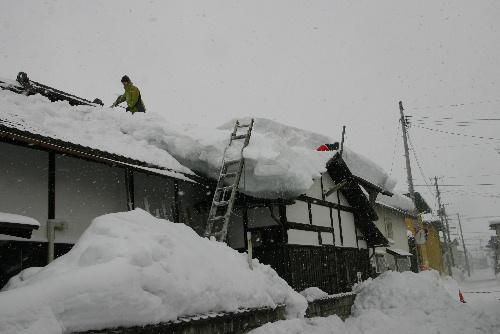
left=205, top=119, right=254, bottom=242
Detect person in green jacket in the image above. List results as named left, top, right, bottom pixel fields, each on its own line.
left=111, top=75, right=146, bottom=113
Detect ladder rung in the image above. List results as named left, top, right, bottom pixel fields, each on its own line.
left=209, top=216, right=225, bottom=222
left=222, top=172, right=237, bottom=178
left=232, top=134, right=248, bottom=140
left=237, top=123, right=251, bottom=128
left=224, top=159, right=240, bottom=167
left=216, top=185, right=234, bottom=192
left=213, top=200, right=229, bottom=207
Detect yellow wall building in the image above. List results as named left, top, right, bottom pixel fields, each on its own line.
left=406, top=217, right=445, bottom=274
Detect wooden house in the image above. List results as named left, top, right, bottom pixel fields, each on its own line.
left=225, top=154, right=389, bottom=294
left=0, top=74, right=389, bottom=294
left=372, top=193, right=416, bottom=273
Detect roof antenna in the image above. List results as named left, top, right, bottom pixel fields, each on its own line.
left=340, top=125, right=346, bottom=157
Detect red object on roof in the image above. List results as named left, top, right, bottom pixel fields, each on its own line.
left=316, top=143, right=340, bottom=151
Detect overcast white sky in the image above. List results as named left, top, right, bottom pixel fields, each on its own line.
left=1, top=0, right=499, bottom=247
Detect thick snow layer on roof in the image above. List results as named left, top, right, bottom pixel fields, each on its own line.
left=0, top=89, right=192, bottom=175
left=0, top=212, right=39, bottom=226
left=342, top=148, right=397, bottom=192
left=0, top=209, right=306, bottom=333
left=249, top=270, right=497, bottom=334
left=1, top=88, right=395, bottom=198
left=376, top=192, right=415, bottom=214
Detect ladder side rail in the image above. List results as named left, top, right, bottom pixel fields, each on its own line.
left=219, top=159, right=245, bottom=241
left=205, top=122, right=239, bottom=236
left=218, top=119, right=254, bottom=241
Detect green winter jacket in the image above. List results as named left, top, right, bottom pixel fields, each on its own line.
left=113, top=82, right=146, bottom=113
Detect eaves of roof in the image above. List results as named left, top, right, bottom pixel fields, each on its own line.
left=0, top=122, right=207, bottom=184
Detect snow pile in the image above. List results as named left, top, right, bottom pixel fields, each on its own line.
left=376, top=192, right=415, bottom=214
left=250, top=270, right=498, bottom=334
left=0, top=88, right=395, bottom=198
left=0, top=209, right=306, bottom=334
left=300, top=287, right=329, bottom=302
left=0, top=212, right=39, bottom=226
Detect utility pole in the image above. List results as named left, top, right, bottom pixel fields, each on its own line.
left=457, top=213, right=471, bottom=277
left=399, top=101, right=416, bottom=202
left=443, top=212, right=455, bottom=266
left=399, top=101, right=420, bottom=271
left=434, top=177, right=453, bottom=275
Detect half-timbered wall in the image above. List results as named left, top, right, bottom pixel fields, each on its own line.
left=284, top=174, right=360, bottom=248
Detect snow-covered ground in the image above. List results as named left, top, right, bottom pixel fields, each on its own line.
left=0, top=88, right=395, bottom=198
left=457, top=269, right=500, bottom=323
left=250, top=270, right=499, bottom=334
left=0, top=209, right=306, bottom=334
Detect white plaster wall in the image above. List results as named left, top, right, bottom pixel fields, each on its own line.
left=311, top=204, right=331, bottom=227
left=322, top=174, right=350, bottom=206
left=358, top=239, right=368, bottom=249
left=55, top=155, right=127, bottom=244
left=286, top=200, right=309, bottom=224
left=287, top=229, right=319, bottom=246
left=305, top=177, right=323, bottom=199
left=321, top=232, right=334, bottom=245
left=339, top=210, right=357, bottom=248
left=375, top=206, right=410, bottom=252
left=0, top=142, right=48, bottom=242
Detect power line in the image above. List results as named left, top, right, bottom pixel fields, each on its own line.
left=412, top=124, right=500, bottom=142
left=408, top=98, right=500, bottom=110
left=414, top=184, right=498, bottom=187
left=388, top=120, right=400, bottom=177
left=406, top=129, right=436, bottom=204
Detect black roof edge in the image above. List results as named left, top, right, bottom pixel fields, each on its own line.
left=0, top=221, right=39, bottom=239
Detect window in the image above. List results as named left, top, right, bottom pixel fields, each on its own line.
left=385, top=217, right=393, bottom=239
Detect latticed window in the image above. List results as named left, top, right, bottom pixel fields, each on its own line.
left=385, top=218, right=393, bottom=239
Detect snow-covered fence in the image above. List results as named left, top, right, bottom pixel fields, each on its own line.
left=305, top=293, right=356, bottom=320
left=72, top=305, right=286, bottom=334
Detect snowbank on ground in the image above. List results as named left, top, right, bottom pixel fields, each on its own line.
left=0, top=88, right=395, bottom=198
left=0, top=209, right=306, bottom=334
left=250, top=270, right=498, bottom=334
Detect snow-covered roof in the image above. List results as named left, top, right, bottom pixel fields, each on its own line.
left=342, top=148, right=396, bottom=193
left=1, top=83, right=396, bottom=199
left=0, top=212, right=39, bottom=239
left=0, top=212, right=40, bottom=227
left=386, top=247, right=413, bottom=257
left=375, top=192, right=416, bottom=215
left=489, top=219, right=500, bottom=228
left=0, top=209, right=306, bottom=332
